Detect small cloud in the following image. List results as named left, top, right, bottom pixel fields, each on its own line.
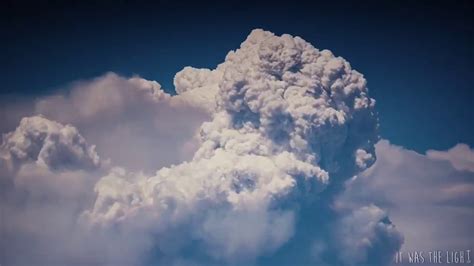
left=340, top=140, right=474, bottom=253
left=427, top=143, right=474, bottom=172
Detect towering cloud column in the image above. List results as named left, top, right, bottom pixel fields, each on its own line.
left=1, top=29, right=402, bottom=266
left=84, top=29, right=401, bottom=265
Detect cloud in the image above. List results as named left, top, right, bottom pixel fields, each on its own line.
left=427, top=143, right=474, bottom=172
left=339, top=140, right=474, bottom=261
left=82, top=29, right=398, bottom=265
left=0, top=115, right=103, bottom=202
left=334, top=205, right=403, bottom=265
left=0, top=116, right=110, bottom=265
left=33, top=72, right=211, bottom=172
left=173, top=66, right=221, bottom=112
left=1, top=116, right=101, bottom=171
left=0, top=29, right=402, bottom=265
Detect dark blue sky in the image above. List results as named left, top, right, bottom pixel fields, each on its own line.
left=2, top=0, right=473, bottom=153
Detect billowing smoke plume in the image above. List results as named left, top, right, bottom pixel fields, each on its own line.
left=0, top=29, right=402, bottom=266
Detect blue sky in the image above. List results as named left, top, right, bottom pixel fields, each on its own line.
left=2, top=0, right=473, bottom=153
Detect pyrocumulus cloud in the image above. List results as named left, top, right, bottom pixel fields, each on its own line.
left=1, top=29, right=403, bottom=266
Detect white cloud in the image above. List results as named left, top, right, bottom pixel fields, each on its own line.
left=82, top=29, right=397, bottom=265
left=335, top=205, right=403, bottom=265
left=0, top=116, right=112, bottom=265
left=1, top=29, right=403, bottom=266
left=34, top=72, right=211, bottom=172
left=1, top=116, right=101, bottom=171
left=339, top=140, right=474, bottom=258
left=427, top=143, right=474, bottom=172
